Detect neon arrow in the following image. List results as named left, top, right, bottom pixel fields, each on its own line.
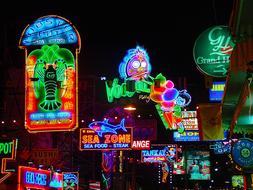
left=0, top=139, right=17, bottom=184
left=213, top=65, right=227, bottom=75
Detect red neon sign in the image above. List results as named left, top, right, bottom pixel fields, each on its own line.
left=131, top=140, right=150, bottom=150
left=18, top=166, right=63, bottom=190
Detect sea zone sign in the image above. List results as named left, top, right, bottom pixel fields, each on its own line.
left=80, top=128, right=133, bottom=150
left=0, top=139, right=17, bottom=184
left=19, top=15, right=81, bottom=133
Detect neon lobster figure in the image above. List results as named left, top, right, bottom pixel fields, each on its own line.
left=28, top=44, right=75, bottom=112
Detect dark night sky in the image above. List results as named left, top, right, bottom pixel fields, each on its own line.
left=1, top=1, right=234, bottom=109
left=0, top=1, right=235, bottom=145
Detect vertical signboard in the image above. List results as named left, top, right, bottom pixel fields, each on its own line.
left=19, top=15, right=81, bottom=132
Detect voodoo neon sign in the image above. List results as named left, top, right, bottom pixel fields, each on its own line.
left=105, top=46, right=191, bottom=132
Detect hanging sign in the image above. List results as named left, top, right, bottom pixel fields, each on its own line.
left=231, top=138, right=253, bottom=168
left=79, top=119, right=133, bottom=150
left=19, top=15, right=81, bottom=133
left=193, top=25, right=235, bottom=77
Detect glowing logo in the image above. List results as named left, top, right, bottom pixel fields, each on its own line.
left=193, top=25, right=235, bottom=77
left=119, top=46, right=151, bottom=80
left=88, top=118, right=127, bottom=137
left=20, top=15, right=79, bottom=46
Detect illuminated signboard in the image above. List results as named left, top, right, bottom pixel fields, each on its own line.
left=131, top=140, right=150, bottom=150
left=79, top=127, right=133, bottom=150
left=173, top=146, right=186, bottom=175
left=19, top=15, right=81, bottom=133
left=119, top=46, right=152, bottom=81
left=19, top=15, right=80, bottom=46
left=0, top=139, right=18, bottom=184
left=232, top=138, right=253, bottom=168
left=63, top=172, right=79, bottom=190
left=141, top=144, right=177, bottom=163
left=186, top=151, right=211, bottom=180
left=209, top=81, right=225, bottom=101
left=18, top=166, right=63, bottom=190
left=209, top=141, right=233, bottom=154
left=232, top=175, right=245, bottom=189
left=181, top=111, right=198, bottom=130
left=105, top=45, right=192, bottom=132
left=173, top=131, right=200, bottom=142
left=193, top=25, right=235, bottom=77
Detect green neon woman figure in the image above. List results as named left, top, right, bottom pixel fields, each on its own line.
left=29, top=44, right=75, bottom=112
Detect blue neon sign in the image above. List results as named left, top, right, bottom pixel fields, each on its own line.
left=20, top=15, right=79, bottom=46
left=25, top=171, right=47, bottom=186
left=209, top=81, right=225, bottom=102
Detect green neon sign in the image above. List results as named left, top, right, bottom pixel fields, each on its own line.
left=30, top=44, right=75, bottom=112
left=0, top=142, right=13, bottom=157
left=105, top=78, right=151, bottom=102
left=193, top=25, right=235, bottom=77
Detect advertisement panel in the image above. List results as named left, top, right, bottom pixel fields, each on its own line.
left=79, top=128, right=132, bottom=150
left=141, top=144, right=177, bottom=163
left=186, top=151, right=210, bottom=180
left=18, top=166, right=63, bottom=190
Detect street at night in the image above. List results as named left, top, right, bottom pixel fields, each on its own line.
left=0, top=1, right=253, bottom=190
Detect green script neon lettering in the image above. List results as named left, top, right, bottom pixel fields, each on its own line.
left=105, top=78, right=150, bottom=102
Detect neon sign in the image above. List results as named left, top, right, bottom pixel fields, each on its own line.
left=63, top=172, right=79, bottom=190
left=141, top=144, right=177, bottom=163
left=105, top=78, right=150, bottom=102
left=105, top=46, right=192, bottom=131
left=119, top=46, right=151, bottom=80
left=0, top=139, right=17, bottom=184
left=173, top=131, right=200, bottom=141
left=23, top=44, right=78, bottom=132
left=209, top=81, right=225, bottom=101
left=231, top=138, right=253, bottom=168
left=18, top=166, right=63, bottom=190
left=19, top=15, right=80, bottom=46
left=131, top=140, right=150, bottom=150
left=20, top=15, right=80, bottom=133
left=193, top=25, right=235, bottom=77
left=80, top=127, right=132, bottom=150
left=181, top=111, right=198, bottom=130
left=88, top=118, right=127, bottom=137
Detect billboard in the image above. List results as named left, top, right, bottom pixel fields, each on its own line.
left=173, top=131, right=200, bottom=142
left=141, top=144, right=177, bottom=163
left=209, top=81, right=225, bottom=102
left=19, top=15, right=81, bottom=133
left=18, top=166, right=63, bottom=190
left=79, top=127, right=133, bottom=150
left=186, top=151, right=210, bottom=180
left=181, top=111, right=198, bottom=130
